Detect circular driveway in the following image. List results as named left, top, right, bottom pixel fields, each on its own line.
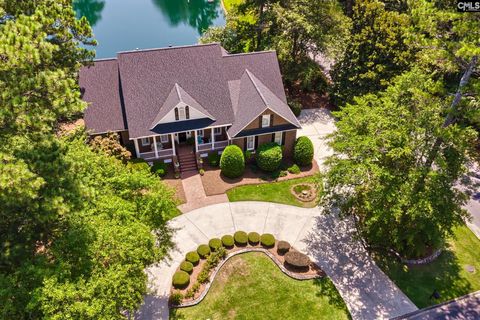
left=135, top=202, right=417, bottom=320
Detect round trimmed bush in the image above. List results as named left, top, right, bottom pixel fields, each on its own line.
left=185, top=251, right=200, bottom=266
left=260, top=233, right=275, bottom=248
left=151, top=161, right=168, bottom=177
left=277, top=241, right=291, bottom=255
left=293, top=136, right=314, bottom=166
left=248, top=232, right=260, bottom=245
left=234, top=231, right=248, bottom=246
left=221, top=235, right=235, bottom=248
left=284, top=251, right=310, bottom=270
left=220, top=145, right=245, bottom=178
left=256, top=142, right=283, bottom=172
left=209, top=238, right=222, bottom=251
left=180, top=261, right=194, bottom=274
left=197, top=244, right=211, bottom=259
left=172, top=271, right=190, bottom=289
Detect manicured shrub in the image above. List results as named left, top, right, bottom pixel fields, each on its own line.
left=127, top=158, right=149, bottom=172
left=209, top=238, right=222, bottom=251
left=294, top=136, right=314, bottom=166
left=197, top=244, right=211, bottom=259
left=221, top=235, right=234, bottom=248
left=208, top=152, right=220, bottom=167
left=151, top=161, right=168, bottom=177
left=288, top=100, right=302, bottom=117
left=185, top=251, right=200, bottom=266
left=277, top=241, right=291, bottom=255
left=180, top=261, right=194, bottom=274
left=260, top=233, right=275, bottom=248
left=169, top=292, right=183, bottom=305
left=220, top=145, right=245, bottom=178
left=288, top=164, right=301, bottom=174
left=172, top=271, right=190, bottom=289
left=234, top=231, right=248, bottom=246
left=248, top=232, right=260, bottom=245
left=284, top=251, right=310, bottom=270
left=199, top=168, right=205, bottom=176
left=256, top=142, right=283, bottom=172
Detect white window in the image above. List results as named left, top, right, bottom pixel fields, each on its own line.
left=274, top=132, right=283, bottom=145
left=178, top=106, right=186, bottom=120
left=214, top=127, right=221, bottom=135
left=141, top=138, right=150, bottom=146
left=197, top=129, right=204, bottom=137
left=160, top=135, right=169, bottom=143
left=261, top=114, right=271, bottom=128
left=247, top=136, right=255, bottom=150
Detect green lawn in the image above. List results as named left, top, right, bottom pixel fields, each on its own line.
left=378, top=225, right=480, bottom=308
left=226, top=176, right=319, bottom=208
left=170, top=252, right=350, bottom=320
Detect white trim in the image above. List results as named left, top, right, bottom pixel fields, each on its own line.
left=262, top=114, right=271, bottom=128
left=130, top=124, right=233, bottom=140
left=194, top=130, right=198, bottom=153
left=171, top=134, right=176, bottom=155
left=89, top=129, right=125, bottom=135
left=141, top=137, right=150, bottom=146
left=246, top=136, right=255, bottom=151
left=274, top=131, right=283, bottom=145
left=197, top=129, right=204, bottom=137
left=211, top=127, right=215, bottom=150
left=214, top=127, right=222, bottom=135
left=160, top=134, right=169, bottom=143
left=133, top=139, right=140, bottom=158
left=153, top=136, right=158, bottom=158
left=177, top=105, right=186, bottom=120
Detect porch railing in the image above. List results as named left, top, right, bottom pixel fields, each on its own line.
left=197, top=140, right=228, bottom=152
left=139, top=148, right=174, bottom=160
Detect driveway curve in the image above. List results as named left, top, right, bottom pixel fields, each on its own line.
left=135, top=201, right=417, bottom=320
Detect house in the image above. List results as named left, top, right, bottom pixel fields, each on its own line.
left=79, top=43, right=301, bottom=172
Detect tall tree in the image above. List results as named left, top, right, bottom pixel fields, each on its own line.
left=330, top=0, right=412, bottom=107
left=322, top=69, right=477, bottom=258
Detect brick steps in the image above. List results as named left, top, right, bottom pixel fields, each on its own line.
left=178, top=152, right=197, bottom=172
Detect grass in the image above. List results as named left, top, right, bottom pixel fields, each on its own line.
left=226, top=176, right=319, bottom=208
left=170, top=252, right=350, bottom=320
left=377, top=225, right=480, bottom=308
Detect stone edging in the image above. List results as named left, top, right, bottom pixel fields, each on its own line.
left=173, top=248, right=324, bottom=308
left=401, top=249, right=442, bottom=265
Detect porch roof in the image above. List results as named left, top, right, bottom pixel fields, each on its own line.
left=234, top=123, right=297, bottom=138
left=150, top=118, right=215, bottom=135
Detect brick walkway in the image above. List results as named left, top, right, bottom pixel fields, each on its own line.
left=177, top=172, right=228, bottom=213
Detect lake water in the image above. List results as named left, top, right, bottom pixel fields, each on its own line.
left=74, top=0, right=226, bottom=59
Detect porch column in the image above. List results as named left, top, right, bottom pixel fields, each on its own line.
left=171, top=134, right=176, bottom=156
left=133, top=139, right=140, bottom=158
left=153, top=136, right=158, bottom=158
left=194, top=130, right=198, bottom=153
left=211, top=127, right=215, bottom=150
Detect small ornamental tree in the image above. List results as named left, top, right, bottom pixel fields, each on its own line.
left=294, top=136, right=314, bottom=166
left=256, top=142, right=282, bottom=172
left=220, top=145, right=245, bottom=178
left=90, top=132, right=131, bottom=162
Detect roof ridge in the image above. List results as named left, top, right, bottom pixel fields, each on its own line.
left=92, top=57, right=117, bottom=62
left=245, top=69, right=268, bottom=107
left=117, top=43, right=220, bottom=55
left=222, top=50, right=276, bottom=58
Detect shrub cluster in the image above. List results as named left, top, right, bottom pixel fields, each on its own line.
left=197, top=244, right=211, bottom=259
left=169, top=292, right=183, bottom=305
left=197, top=247, right=227, bottom=284
left=234, top=231, right=248, bottom=246
left=127, top=158, right=150, bottom=172
left=260, top=233, right=275, bottom=248
left=185, top=251, right=200, bottom=266
left=208, top=152, right=220, bottom=167
left=256, top=142, right=283, bottom=172
left=287, top=164, right=300, bottom=174
left=172, top=270, right=190, bottom=289
left=220, top=145, right=245, bottom=178
left=221, top=235, right=234, bottom=248
left=208, top=238, right=222, bottom=251
left=248, top=232, right=260, bottom=245
left=184, top=282, right=200, bottom=299
left=277, top=241, right=291, bottom=255
left=151, top=161, right=168, bottom=177
left=180, top=261, right=194, bottom=274
left=293, top=136, right=314, bottom=166
left=284, top=251, right=310, bottom=269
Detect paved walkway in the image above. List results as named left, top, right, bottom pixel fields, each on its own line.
left=459, top=163, right=480, bottom=239
left=135, top=202, right=417, bottom=320
left=177, top=172, right=228, bottom=213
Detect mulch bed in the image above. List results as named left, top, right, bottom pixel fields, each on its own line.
left=161, top=167, right=187, bottom=204
left=200, top=160, right=319, bottom=196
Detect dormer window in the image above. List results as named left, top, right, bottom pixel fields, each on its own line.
left=261, top=114, right=271, bottom=127
left=175, top=105, right=189, bottom=121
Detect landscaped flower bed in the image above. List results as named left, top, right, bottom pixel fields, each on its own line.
left=169, top=233, right=324, bottom=307
left=290, top=183, right=317, bottom=202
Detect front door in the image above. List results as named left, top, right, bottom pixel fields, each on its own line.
left=178, top=132, right=187, bottom=143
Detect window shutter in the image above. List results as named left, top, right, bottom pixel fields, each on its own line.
left=185, top=106, right=190, bottom=119
left=281, top=132, right=286, bottom=145
left=254, top=136, right=258, bottom=149
left=259, top=116, right=262, bottom=127
left=174, top=108, right=179, bottom=120
left=270, top=114, right=274, bottom=127
left=271, top=133, right=275, bottom=142
left=243, top=138, right=247, bottom=151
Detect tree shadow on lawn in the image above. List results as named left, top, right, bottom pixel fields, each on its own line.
left=376, top=245, right=473, bottom=308
left=313, top=277, right=352, bottom=318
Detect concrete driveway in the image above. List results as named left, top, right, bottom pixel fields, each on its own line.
left=135, top=202, right=417, bottom=320
left=459, top=163, right=480, bottom=238
left=297, top=108, right=336, bottom=170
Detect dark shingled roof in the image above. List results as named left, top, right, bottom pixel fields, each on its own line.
left=151, top=118, right=215, bottom=135
left=79, top=59, right=126, bottom=134
left=235, top=123, right=298, bottom=138
left=80, top=43, right=299, bottom=139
